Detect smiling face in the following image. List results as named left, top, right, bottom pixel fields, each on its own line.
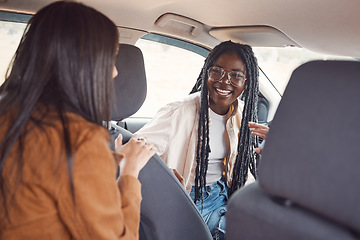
left=207, top=52, right=246, bottom=115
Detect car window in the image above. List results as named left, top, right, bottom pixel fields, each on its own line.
left=134, top=35, right=207, bottom=118
left=253, top=47, right=355, bottom=95
left=0, top=20, right=27, bottom=85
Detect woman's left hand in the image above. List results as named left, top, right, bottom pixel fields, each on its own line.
left=248, top=122, right=269, bottom=154
left=248, top=122, right=269, bottom=139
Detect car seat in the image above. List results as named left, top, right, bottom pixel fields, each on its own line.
left=110, top=43, right=213, bottom=240
left=226, top=60, right=360, bottom=240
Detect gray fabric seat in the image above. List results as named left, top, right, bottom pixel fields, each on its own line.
left=110, top=44, right=212, bottom=240
left=226, top=60, right=360, bottom=240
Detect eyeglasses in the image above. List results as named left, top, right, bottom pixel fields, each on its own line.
left=207, top=66, right=246, bottom=87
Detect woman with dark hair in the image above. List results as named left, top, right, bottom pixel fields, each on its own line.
left=135, top=41, right=269, bottom=239
left=0, top=1, right=155, bottom=239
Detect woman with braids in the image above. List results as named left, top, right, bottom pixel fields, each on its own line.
left=136, top=40, right=269, bottom=239
left=0, top=1, right=156, bottom=239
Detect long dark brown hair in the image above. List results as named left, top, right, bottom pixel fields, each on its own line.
left=0, top=1, right=119, bottom=220
left=190, top=41, right=260, bottom=202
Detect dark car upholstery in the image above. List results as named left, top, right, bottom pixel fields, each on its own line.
left=110, top=43, right=212, bottom=240
left=226, top=60, right=360, bottom=240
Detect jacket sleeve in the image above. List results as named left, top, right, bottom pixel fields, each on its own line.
left=57, top=127, right=142, bottom=240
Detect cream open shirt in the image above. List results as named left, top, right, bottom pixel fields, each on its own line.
left=135, top=92, right=254, bottom=193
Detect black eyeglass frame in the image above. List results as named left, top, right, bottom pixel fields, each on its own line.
left=207, top=66, right=247, bottom=87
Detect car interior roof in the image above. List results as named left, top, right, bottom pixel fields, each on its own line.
left=1, top=0, right=360, bottom=57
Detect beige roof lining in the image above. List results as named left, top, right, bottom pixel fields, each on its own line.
left=154, top=13, right=300, bottom=49
left=209, top=26, right=300, bottom=48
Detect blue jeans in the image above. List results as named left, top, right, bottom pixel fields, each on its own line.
left=190, top=178, right=228, bottom=240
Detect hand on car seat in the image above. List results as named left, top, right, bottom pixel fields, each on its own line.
left=115, top=134, right=156, bottom=178
left=248, top=122, right=269, bottom=154
left=172, top=169, right=185, bottom=187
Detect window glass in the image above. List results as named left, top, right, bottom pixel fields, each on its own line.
left=135, top=37, right=206, bottom=118
left=253, top=47, right=356, bottom=95
left=0, top=20, right=27, bottom=84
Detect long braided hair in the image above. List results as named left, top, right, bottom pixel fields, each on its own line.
left=190, top=41, right=259, bottom=202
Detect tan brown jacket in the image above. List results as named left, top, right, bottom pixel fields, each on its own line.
left=0, top=111, right=142, bottom=239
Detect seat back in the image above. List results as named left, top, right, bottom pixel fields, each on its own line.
left=110, top=44, right=212, bottom=240
left=111, top=44, right=147, bottom=121
left=227, top=60, right=360, bottom=239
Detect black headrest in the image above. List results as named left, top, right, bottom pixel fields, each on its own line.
left=258, top=60, right=360, bottom=232
left=111, top=44, right=147, bottom=121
